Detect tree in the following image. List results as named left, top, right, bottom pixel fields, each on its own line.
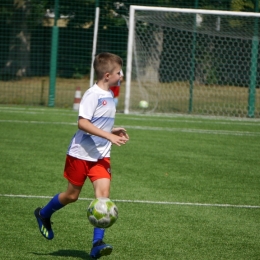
left=0, top=0, right=237, bottom=80
left=231, top=0, right=258, bottom=12
left=0, top=0, right=48, bottom=78
left=0, top=0, right=95, bottom=79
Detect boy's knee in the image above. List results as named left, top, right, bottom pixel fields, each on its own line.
left=69, top=194, right=79, bottom=202
left=59, top=187, right=81, bottom=205
left=64, top=193, right=79, bottom=203
left=95, top=190, right=110, bottom=198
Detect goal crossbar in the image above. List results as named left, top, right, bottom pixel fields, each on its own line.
left=129, top=5, right=260, bottom=17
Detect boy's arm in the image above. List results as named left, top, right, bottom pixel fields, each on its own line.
left=78, top=117, right=128, bottom=146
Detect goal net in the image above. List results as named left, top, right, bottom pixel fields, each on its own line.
left=124, top=6, right=260, bottom=117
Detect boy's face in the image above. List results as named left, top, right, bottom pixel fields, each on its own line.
left=107, top=65, right=122, bottom=87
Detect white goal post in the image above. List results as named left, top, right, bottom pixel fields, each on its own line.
left=124, top=5, right=260, bottom=117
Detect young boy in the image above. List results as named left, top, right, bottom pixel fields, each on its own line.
left=34, top=52, right=129, bottom=259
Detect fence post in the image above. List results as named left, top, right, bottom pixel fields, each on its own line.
left=90, top=0, right=100, bottom=88
left=48, top=0, right=59, bottom=107
left=248, top=0, right=259, bottom=118
left=189, top=0, right=199, bottom=113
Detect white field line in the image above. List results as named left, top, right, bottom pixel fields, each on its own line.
left=1, top=106, right=260, bottom=123
left=0, top=108, right=77, bottom=117
left=0, top=119, right=259, bottom=136
left=124, top=111, right=260, bottom=122
left=1, top=108, right=260, bottom=126
left=0, top=106, right=74, bottom=113
left=0, top=119, right=77, bottom=126
left=124, top=117, right=260, bottom=126
left=0, top=194, right=259, bottom=209
left=122, top=125, right=260, bottom=136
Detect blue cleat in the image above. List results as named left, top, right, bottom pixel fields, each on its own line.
left=90, top=240, right=113, bottom=259
left=34, top=207, right=54, bottom=240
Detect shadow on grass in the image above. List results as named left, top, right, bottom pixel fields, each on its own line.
left=31, top=249, right=92, bottom=259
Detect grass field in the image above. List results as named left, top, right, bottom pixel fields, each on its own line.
left=0, top=106, right=260, bottom=259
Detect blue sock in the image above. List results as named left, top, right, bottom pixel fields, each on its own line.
left=93, top=227, right=105, bottom=244
left=40, top=193, right=64, bottom=218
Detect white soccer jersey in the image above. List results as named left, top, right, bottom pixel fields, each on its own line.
left=67, top=84, right=116, bottom=161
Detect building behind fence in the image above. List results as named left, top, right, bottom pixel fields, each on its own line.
left=0, top=0, right=259, bottom=118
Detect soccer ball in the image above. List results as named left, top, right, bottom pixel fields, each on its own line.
left=87, top=197, right=118, bottom=228
left=139, top=100, right=149, bottom=108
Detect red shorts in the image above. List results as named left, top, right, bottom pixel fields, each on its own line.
left=63, top=155, right=111, bottom=186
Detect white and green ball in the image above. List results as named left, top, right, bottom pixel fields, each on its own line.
left=87, top=197, right=118, bottom=228
left=139, top=100, right=149, bottom=108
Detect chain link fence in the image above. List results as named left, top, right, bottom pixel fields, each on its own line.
left=0, top=0, right=259, bottom=117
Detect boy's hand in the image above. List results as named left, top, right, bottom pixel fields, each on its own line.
left=112, top=127, right=129, bottom=139
left=110, top=128, right=129, bottom=146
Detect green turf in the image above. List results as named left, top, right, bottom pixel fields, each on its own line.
left=0, top=106, right=259, bottom=259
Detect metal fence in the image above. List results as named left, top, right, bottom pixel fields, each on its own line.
left=0, top=0, right=259, bottom=117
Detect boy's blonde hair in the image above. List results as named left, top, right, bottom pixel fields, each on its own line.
left=94, top=52, right=123, bottom=80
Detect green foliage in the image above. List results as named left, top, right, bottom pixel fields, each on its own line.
left=0, top=0, right=252, bottom=80
left=59, top=0, right=95, bottom=28
left=231, top=0, right=256, bottom=12
left=0, top=0, right=49, bottom=30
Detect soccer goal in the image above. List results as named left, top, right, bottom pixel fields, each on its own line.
left=124, top=6, right=260, bottom=118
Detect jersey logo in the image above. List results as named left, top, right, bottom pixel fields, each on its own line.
left=102, top=100, right=107, bottom=106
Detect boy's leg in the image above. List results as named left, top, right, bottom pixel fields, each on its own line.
left=90, top=177, right=113, bottom=259
left=40, top=193, right=64, bottom=218
left=34, top=182, right=82, bottom=240
left=34, top=193, right=64, bottom=240
left=35, top=155, right=86, bottom=240
left=90, top=226, right=113, bottom=259
left=92, top=227, right=105, bottom=244
left=90, top=236, right=113, bottom=259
